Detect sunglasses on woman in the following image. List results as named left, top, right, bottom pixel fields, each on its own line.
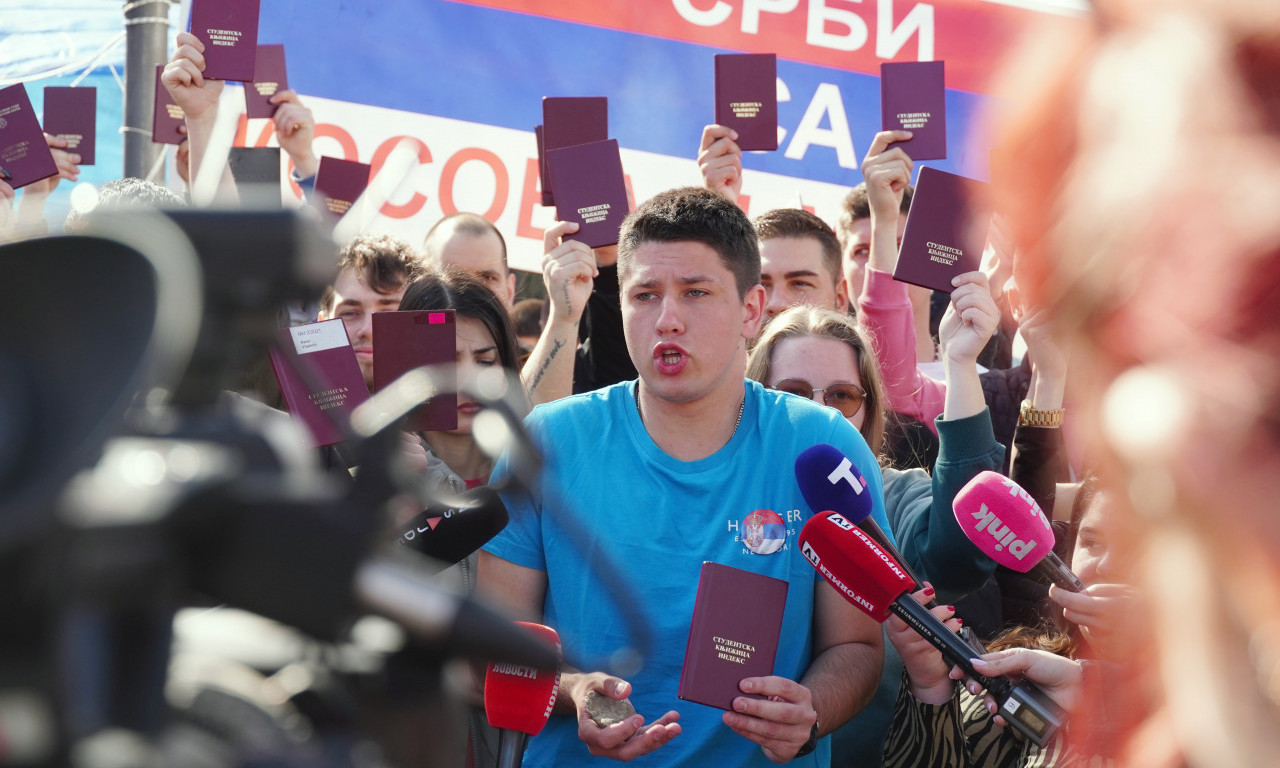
left=771, top=378, right=866, bottom=418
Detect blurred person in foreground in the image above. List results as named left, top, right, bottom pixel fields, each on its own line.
left=990, top=0, right=1280, bottom=765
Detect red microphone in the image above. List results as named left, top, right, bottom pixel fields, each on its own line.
left=952, top=471, right=1085, bottom=592
left=798, top=511, right=1065, bottom=747
left=484, top=622, right=562, bottom=768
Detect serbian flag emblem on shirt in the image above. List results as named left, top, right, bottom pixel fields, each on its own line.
left=742, top=509, right=787, bottom=555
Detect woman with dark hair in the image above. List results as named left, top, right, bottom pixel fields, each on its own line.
left=398, top=266, right=524, bottom=491
left=398, top=266, right=525, bottom=768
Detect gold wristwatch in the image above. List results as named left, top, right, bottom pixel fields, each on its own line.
left=1019, top=399, right=1065, bottom=428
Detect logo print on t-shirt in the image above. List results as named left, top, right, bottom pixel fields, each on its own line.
left=741, top=509, right=786, bottom=555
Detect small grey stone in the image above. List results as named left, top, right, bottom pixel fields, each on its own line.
left=584, top=690, right=637, bottom=727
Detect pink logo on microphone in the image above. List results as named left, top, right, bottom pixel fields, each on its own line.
left=970, top=503, right=1039, bottom=561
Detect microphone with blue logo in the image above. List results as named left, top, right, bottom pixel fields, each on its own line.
left=796, top=443, right=988, bottom=655
left=795, top=443, right=923, bottom=589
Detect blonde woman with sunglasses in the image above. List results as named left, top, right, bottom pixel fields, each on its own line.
left=746, top=271, right=1006, bottom=762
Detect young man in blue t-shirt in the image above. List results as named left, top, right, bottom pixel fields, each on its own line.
left=480, top=187, right=888, bottom=767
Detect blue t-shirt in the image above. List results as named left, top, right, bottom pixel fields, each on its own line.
left=484, top=379, right=890, bottom=768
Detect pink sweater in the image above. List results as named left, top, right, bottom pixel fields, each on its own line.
left=858, top=268, right=945, bottom=433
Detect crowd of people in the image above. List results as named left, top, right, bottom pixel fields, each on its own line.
left=3, top=0, right=1279, bottom=766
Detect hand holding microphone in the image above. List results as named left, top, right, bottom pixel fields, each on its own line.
left=952, top=471, right=1085, bottom=592
left=798, top=511, right=1066, bottom=746
left=797, top=444, right=986, bottom=655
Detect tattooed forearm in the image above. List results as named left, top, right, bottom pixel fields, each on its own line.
left=528, top=338, right=565, bottom=392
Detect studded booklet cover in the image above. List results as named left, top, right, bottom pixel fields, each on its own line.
left=714, top=53, right=778, bottom=151
left=371, top=310, right=458, bottom=432
left=0, top=83, right=59, bottom=189
left=880, top=60, right=947, bottom=161
left=893, top=166, right=991, bottom=294
left=678, top=562, right=788, bottom=711
left=268, top=319, right=370, bottom=447
left=43, top=86, right=96, bottom=165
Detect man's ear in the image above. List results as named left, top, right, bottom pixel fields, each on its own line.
left=834, top=276, right=851, bottom=313
left=741, top=283, right=766, bottom=340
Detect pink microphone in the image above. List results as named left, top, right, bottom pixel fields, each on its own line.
left=952, top=471, right=1085, bottom=592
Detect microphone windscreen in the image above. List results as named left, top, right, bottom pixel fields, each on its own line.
left=798, top=511, right=914, bottom=622
left=952, top=471, right=1054, bottom=573
left=484, top=622, right=562, bottom=736
left=795, top=443, right=874, bottom=524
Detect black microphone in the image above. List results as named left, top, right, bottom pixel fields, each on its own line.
left=799, top=511, right=1066, bottom=747
left=396, top=485, right=509, bottom=570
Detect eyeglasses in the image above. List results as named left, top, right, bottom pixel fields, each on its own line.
left=771, top=378, right=866, bottom=418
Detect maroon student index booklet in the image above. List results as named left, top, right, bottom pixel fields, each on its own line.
left=678, top=562, right=788, bottom=711
left=880, top=60, right=947, bottom=161
left=714, top=53, right=778, bottom=151
left=546, top=138, right=630, bottom=249
left=313, top=156, right=371, bottom=222
left=152, top=65, right=186, bottom=145
left=189, top=0, right=262, bottom=82
left=268, top=318, right=370, bottom=447
left=372, top=310, right=458, bottom=433
left=540, top=96, right=608, bottom=206
left=892, top=166, right=991, bottom=294
left=245, top=44, right=287, bottom=119
left=0, top=83, right=58, bottom=189
left=43, top=86, right=96, bottom=165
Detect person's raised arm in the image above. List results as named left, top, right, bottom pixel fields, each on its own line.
left=901, top=271, right=1004, bottom=600
left=698, top=124, right=742, bottom=204
left=269, top=89, right=319, bottom=181
left=940, top=272, right=999, bottom=421
left=162, top=31, right=234, bottom=198
left=1010, top=307, right=1070, bottom=517
left=857, top=131, right=945, bottom=429
left=723, top=580, right=883, bottom=762
left=15, top=134, right=81, bottom=234
left=522, top=221, right=596, bottom=405
left=0, top=179, right=15, bottom=241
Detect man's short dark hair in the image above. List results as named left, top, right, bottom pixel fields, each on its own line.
left=753, top=208, right=843, bottom=284
left=618, top=187, right=760, bottom=298
left=423, top=211, right=509, bottom=270
left=64, top=177, right=187, bottom=232
left=836, top=182, right=914, bottom=235
left=320, top=233, right=422, bottom=314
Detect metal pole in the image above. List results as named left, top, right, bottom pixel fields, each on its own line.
left=122, top=0, right=171, bottom=180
